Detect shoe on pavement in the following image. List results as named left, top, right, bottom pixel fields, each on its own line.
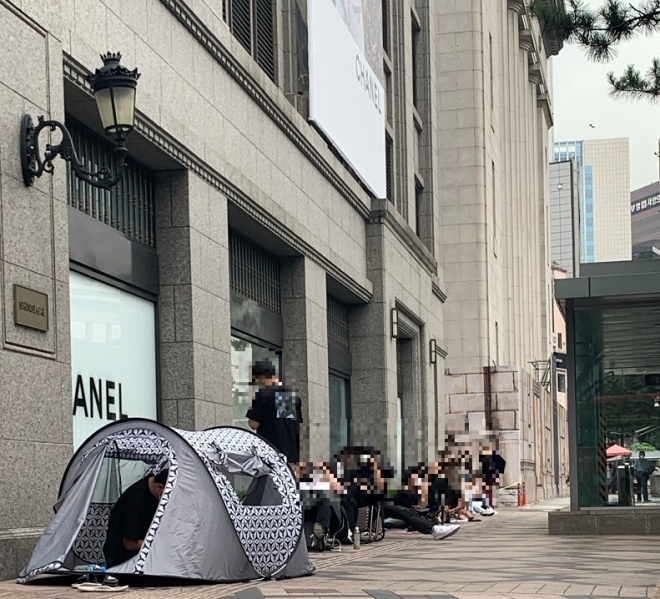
left=312, top=522, right=325, bottom=552
left=431, top=524, right=460, bottom=540
left=481, top=507, right=496, bottom=516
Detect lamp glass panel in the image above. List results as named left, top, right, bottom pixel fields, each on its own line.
left=112, top=86, right=136, bottom=129
left=95, top=88, right=116, bottom=132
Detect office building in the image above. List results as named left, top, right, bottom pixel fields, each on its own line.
left=549, top=159, right=581, bottom=277
left=554, top=138, right=631, bottom=263
left=0, top=0, right=445, bottom=577
left=436, top=0, right=567, bottom=503
left=631, top=181, right=660, bottom=257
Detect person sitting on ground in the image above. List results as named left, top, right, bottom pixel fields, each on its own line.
left=383, top=466, right=460, bottom=540
left=297, top=461, right=347, bottom=551
left=103, top=469, right=168, bottom=568
left=426, top=458, right=480, bottom=523
left=336, top=448, right=391, bottom=535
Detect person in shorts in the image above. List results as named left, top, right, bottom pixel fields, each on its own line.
left=246, top=359, right=303, bottom=465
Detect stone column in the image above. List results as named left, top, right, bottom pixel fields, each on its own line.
left=156, top=171, right=232, bottom=430
left=280, top=257, right=329, bottom=462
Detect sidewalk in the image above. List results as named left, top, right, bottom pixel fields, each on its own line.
left=1, top=510, right=658, bottom=599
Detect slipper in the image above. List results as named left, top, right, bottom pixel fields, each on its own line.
left=72, top=582, right=102, bottom=590
left=77, top=585, right=129, bottom=593
left=467, top=517, right=482, bottom=522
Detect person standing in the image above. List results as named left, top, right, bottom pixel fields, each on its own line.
left=634, top=450, right=653, bottom=503
left=246, top=359, right=303, bottom=466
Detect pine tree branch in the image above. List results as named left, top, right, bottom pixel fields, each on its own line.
left=529, top=1, right=660, bottom=100
left=529, top=0, right=660, bottom=61
left=608, top=58, right=660, bottom=100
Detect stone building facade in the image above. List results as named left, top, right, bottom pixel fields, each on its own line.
left=0, top=0, right=446, bottom=578
left=435, top=0, right=568, bottom=503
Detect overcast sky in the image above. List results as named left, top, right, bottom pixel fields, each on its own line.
left=552, top=5, right=660, bottom=191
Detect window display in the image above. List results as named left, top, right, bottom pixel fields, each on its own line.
left=70, top=272, right=157, bottom=450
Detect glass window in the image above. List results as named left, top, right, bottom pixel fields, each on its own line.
left=230, top=336, right=281, bottom=429
left=70, top=272, right=157, bottom=450
left=558, top=372, right=567, bottom=393
left=329, top=374, right=351, bottom=458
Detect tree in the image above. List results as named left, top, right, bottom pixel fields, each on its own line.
left=529, top=0, right=660, bottom=100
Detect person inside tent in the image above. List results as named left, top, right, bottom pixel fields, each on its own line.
left=103, top=469, right=169, bottom=568
left=247, top=359, right=303, bottom=466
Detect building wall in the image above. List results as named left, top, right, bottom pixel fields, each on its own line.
left=582, top=139, right=632, bottom=263
left=631, top=180, right=660, bottom=250
left=0, top=0, right=445, bottom=578
left=435, top=0, right=560, bottom=500
left=549, top=160, right=580, bottom=278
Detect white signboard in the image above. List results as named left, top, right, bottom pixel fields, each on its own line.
left=70, top=272, right=157, bottom=450
left=308, top=0, right=386, bottom=198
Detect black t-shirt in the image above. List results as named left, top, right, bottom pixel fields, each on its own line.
left=246, top=385, right=303, bottom=463
left=103, top=477, right=159, bottom=568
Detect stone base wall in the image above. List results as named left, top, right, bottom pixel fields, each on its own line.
left=445, top=365, right=569, bottom=506
left=549, top=509, right=660, bottom=535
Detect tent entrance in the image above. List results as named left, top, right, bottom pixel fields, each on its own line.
left=70, top=457, right=153, bottom=567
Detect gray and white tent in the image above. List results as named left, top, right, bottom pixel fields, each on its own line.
left=19, top=419, right=314, bottom=583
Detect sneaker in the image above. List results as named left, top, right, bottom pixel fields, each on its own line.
left=481, top=507, right=496, bottom=516
left=432, top=524, right=460, bottom=540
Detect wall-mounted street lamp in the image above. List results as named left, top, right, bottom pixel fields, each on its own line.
left=21, top=52, right=140, bottom=189
left=430, top=338, right=437, bottom=364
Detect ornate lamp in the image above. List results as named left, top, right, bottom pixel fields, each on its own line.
left=21, top=52, right=140, bottom=189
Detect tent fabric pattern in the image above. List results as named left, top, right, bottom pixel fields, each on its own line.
left=179, top=428, right=303, bottom=578
left=18, top=420, right=311, bottom=585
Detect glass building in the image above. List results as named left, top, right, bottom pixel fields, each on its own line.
left=554, top=141, right=593, bottom=263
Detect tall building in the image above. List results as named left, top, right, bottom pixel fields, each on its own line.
left=554, top=138, right=632, bottom=263
left=549, top=159, right=581, bottom=277
left=436, top=0, right=566, bottom=503
left=0, top=0, right=445, bottom=577
left=631, top=181, right=660, bottom=256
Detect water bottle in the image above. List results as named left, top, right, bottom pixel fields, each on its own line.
left=353, top=526, right=360, bottom=550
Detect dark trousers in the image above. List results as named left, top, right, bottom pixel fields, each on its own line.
left=340, top=484, right=374, bottom=532
left=305, top=497, right=332, bottom=530
left=636, top=472, right=650, bottom=501
left=383, top=505, right=435, bottom=535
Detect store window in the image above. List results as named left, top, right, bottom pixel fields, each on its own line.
left=329, top=374, right=350, bottom=458
left=231, top=336, right=281, bottom=429
left=70, top=272, right=157, bottom=450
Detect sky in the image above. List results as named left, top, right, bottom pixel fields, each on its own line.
left=551, top=3, right=660, bottom=192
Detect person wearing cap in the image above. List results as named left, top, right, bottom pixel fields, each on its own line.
left=246, top=359, right=303, bottom=465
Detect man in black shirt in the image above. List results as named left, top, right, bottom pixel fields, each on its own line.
left=246, top=360, right=303, bottom=464
left=103, top=470, right=168, bottom=568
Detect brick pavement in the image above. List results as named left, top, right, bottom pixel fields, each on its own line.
left=0, top=510, right=658, bottom=599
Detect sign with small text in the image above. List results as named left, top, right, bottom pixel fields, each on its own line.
left=13, top=285, right=48, bottom=332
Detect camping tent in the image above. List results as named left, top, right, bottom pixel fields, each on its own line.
left=18, top=419, right=314, bottom=584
